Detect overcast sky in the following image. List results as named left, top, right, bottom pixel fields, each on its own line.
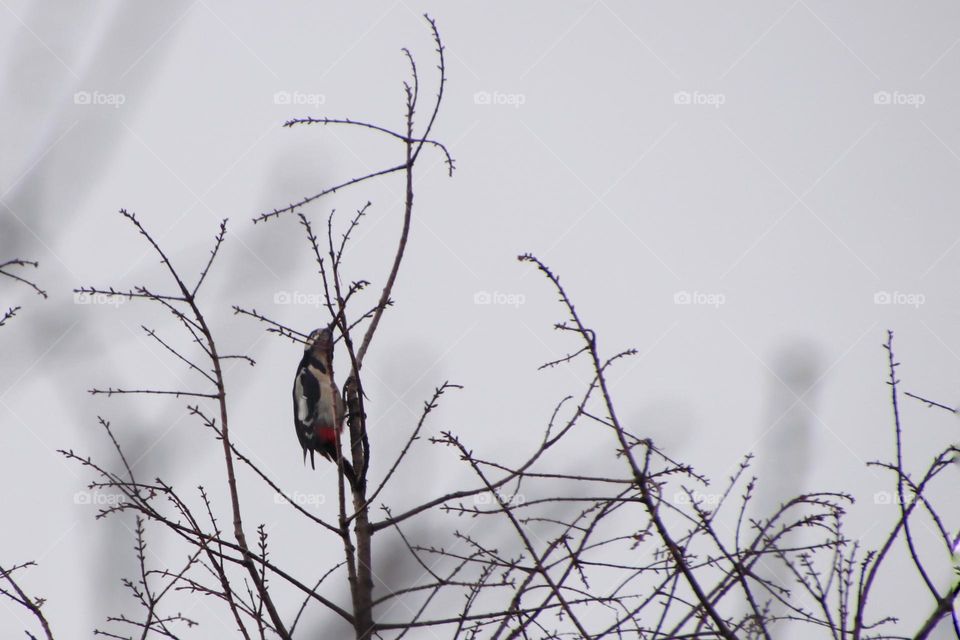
left=1, top=2, right=959, bottom=637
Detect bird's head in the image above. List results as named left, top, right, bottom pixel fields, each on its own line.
left=304, top=327, right=335, bottom=363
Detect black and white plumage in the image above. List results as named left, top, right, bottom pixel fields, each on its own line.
left=292, top=327, right=355, bottom=486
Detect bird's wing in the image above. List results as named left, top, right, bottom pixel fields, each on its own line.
left=335, top=391, right=345, bottom=427
left=293, top=357, right=321, bottom=428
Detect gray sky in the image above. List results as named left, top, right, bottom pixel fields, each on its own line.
left=1, top=2, right=958, bottom=636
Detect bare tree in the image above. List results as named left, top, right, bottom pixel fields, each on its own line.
left=1, top=15, right=956, bottom=640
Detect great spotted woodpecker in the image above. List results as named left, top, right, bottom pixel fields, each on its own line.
left=293, top=327, right=356, bottom=487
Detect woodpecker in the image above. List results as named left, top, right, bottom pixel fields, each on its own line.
left=293, top=327, right=356, bottom=487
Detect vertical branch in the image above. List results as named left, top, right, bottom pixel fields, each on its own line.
left=299, top=16, right=446, bottom=639
left=352, top=13, right=445, bottom=370
left=336, top=27, right=441, bottom=635
left=853, top=332, right=906, bottom=639
left=180, top=226, right=291, bottom=640
left=248, top=15, right=451, bottom=635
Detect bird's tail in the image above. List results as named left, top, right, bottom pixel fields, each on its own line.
left=318, top=440, right=359, bottom=491
left=340, top=458, right=358, bottom=489
left=337, top=457, right=358, bottom=492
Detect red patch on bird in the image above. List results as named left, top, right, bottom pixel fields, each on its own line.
left=312, top=423, right=339, bottom=444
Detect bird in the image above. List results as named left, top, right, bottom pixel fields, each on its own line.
left=292, top=327, right=356, bottom=487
